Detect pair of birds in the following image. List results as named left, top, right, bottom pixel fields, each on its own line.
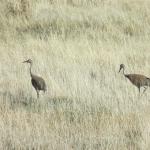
left=23, top=59, right=150, bottom=98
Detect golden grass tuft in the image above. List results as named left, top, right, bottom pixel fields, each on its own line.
left=0, top=0, right=150, bottom=149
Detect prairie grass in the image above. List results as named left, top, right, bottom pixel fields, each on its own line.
left=0, top=0, right=150, bottom=149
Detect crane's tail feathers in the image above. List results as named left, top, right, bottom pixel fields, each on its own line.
left=146, top=78, right=150, bottom=86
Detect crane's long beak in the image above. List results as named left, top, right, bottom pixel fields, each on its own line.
left=22, top=60, right=28, bottom=63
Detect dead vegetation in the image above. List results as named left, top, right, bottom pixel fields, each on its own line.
left=0, top=0, right=150, bottom=149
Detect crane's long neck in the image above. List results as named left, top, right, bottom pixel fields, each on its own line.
left=120, top=67, right=127, bottom=77
left=122, top=67, right=125, bottom=76
left=29, top=63, right=33, bottom=78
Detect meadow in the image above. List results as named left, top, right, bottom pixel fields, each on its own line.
left=0, top=0, right=150, bottom=149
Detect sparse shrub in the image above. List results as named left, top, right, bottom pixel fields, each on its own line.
left=6, top=0, right=30, bottom=18
left=124, top=129, right=142, bottom=150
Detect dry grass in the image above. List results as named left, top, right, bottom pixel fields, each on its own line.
left=0, top=0, right=150, bottom=149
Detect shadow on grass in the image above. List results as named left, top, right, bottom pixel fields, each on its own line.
left=0, top=91, right=112, bottom=121
left=0, top=91, right=74, bottom=112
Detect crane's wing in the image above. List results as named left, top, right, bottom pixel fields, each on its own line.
left=31, top=76, right=46, bottom=91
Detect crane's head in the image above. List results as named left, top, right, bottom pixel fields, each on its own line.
left=23, top=59, right=32, bottom=64
left=119, top=64, right=125, bottom=73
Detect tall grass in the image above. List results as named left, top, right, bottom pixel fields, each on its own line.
left=0, top=0, right=150, bottom=149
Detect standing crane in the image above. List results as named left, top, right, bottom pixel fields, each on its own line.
left=23, top=59, right=47, bottom=98
left=119, top=64, right=150, bottom=94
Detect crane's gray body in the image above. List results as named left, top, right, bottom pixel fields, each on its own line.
left=31, top=75, right=46, bottom=92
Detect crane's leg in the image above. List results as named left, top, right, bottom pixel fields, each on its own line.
left=138, top=87, right=140, bottom=93
left=138, top=87, right=141, bottom=97
left=36, top=90, right=39, bottom=99
left=143, top=86, right=148, bottom=94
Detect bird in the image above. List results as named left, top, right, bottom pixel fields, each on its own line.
left=23, top=59, right=47, bottom=98
left=119, top=64, right=150, bottom=94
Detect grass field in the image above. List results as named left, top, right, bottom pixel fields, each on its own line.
left=1, top=0, right=150, bottom=149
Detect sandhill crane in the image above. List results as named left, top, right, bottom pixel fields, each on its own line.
left=119, top=64, right=150, bottom=94
left=23, top=59, right=46, bottom=98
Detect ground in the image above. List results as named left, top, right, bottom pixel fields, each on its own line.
left=0, top=0, right=150, bottom=149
